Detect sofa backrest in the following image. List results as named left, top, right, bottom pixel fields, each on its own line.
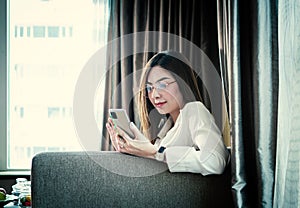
left=31, top=151, right=233, bottom=208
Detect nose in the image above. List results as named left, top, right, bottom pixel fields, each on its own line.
left=151, top=87, right=160, bottom=99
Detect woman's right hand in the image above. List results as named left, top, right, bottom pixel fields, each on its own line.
left=106, top=118, right=121, bottom=151
left=106, top=119, right=157, bottom=158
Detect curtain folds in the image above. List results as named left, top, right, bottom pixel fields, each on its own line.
left=102, top=0, right=227, bottom=150
left=218, top=0, right=280, bottom=206
left=218, top=0, right=300, bottom=207
left=217, top=0, right=245, bottom=206
left=274, top=0, right=300, bottom=207
left=101, top=0, right=300, bottom=206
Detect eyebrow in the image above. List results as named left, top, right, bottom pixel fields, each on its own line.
left=146, top=77, right=172, bottom=84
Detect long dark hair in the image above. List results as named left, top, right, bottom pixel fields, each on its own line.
left=138, top=51, right=203, bottom=139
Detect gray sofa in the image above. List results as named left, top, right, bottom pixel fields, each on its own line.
left=31, top=151, right=233, bottom=207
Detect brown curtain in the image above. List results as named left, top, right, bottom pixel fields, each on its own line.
left=101, top=0, right=229, bottom=150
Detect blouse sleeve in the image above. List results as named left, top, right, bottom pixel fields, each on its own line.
left=164, top=103, right=230, bottom=175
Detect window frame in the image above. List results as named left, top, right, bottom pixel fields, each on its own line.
left=0, top=0, right=23, bottom=174
left=0, top=0, right=8, bottom=172
left=0, top=0, right=27, bottom=174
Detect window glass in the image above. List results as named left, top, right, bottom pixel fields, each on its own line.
left=33, top=26, right=45, bottom=38
left=8, top=0, right=109, bottom=169
left=47, top=26, right=59, bottom=38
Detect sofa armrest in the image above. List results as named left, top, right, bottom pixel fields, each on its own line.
left=31, top=151, right=233, bottom=208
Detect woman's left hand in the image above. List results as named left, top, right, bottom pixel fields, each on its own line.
left=116, top=122, right=158, bottom=159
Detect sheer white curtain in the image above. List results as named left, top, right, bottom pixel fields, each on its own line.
left=274, top=0, right=300, bottom=207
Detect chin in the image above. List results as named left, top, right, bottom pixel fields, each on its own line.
left=156, top=108, right=168, bottom=115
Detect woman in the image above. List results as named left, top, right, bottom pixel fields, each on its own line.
left=106, top=51, right=230, bottom=175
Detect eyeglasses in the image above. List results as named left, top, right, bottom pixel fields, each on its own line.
left=145, top=80, right=176, bottom=94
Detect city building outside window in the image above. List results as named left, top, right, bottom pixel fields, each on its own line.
left=2, top=0, right=109, bottom=170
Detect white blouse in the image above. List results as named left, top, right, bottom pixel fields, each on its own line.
left=154, top=101, right=230, bottom=175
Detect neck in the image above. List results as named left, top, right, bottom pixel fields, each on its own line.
left=170, top=111, right=180, bottom=122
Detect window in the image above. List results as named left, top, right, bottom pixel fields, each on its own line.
left=47, top=26, right=59, bottom=38
left=33, top=26, right=45, bottom=38
left=19, top=26, right=24, bottom=37
left=0, top=0, right=110, bottom=171
left=26, top=26, right=31, bottom=37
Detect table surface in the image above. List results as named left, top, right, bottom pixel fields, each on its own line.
left=3, top=195, right=31, bottom=208
left=4, top=202, right=20, bottom=207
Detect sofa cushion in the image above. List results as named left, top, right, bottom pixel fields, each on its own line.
left=31, top=151, right=233, bottom=207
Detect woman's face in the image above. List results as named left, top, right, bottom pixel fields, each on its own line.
left=146, top=66, right=184, bottom=121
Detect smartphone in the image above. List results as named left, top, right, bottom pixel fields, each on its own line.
left=109, top=109, right=134, bottom=138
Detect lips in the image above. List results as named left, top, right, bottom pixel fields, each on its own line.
left=155, top=101, right=167, bottom=108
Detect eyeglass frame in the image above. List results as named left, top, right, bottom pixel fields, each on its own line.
left=145, top=80, right=177, bottom=96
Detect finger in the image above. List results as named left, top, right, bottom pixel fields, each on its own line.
left=106, top=121, right=116, bottom=132
left=106, top=124, right=119, bottom=142
left=107, top=118, right=113, bottom=128
left=106, top=122, right=113, bottom=131
left=118, top=141, right=132, bottom=154
left=118, top=139, right=126, bottom=150
left=110, top=136, right=119, bottom=151
left=117, top=134, right=126, bottom=143
left=106, top=123, right=121, bottom=151
left=115, top=133, right=128, bottom=151
left=105, top=122, right=111, bottom=130
left=107, top=121, right=120, bottom=136
left=108, top=118, right=117, bottom=129
left=118, top=140, right=124, bottom=148
left=111, top=135, right=119, bottom=150
left=106, top=123, right=114, bottom=137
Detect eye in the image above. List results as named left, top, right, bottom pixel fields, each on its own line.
left=157, top=82, right=167, bottom=90
left=146, top=84, right=153, bottom=93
